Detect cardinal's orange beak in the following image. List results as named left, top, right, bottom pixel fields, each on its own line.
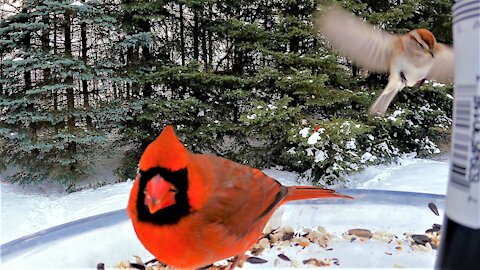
left=144, top=175, right=177, bottom=214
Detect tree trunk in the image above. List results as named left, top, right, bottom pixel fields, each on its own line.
left=208, top=4, right=213, bottom=71
left=0, top=55, right=3, bottom=95
left=19, top=6, right=36, bottom=142
left=53, top=13, right=58, bottom=114
left=179, top=3, right=185, bottom=66
left=41, top=13, right=51, bottom=82
left=201, top=14, right=208, bottom=71
left=288, top=4, right=300, bottom=53
left=41, top=10, right=52, bottom=138
left=20, top=7, right=31, bottom=92
left=127, top=45, right=140, bottom=97
left=64, top=10, right=76, bottom=157
left=263, top=4, right=268, bottom=67
left=81, top=14, right=92, bottom=127
left=208, top=32, right=213, bottom=71
left=232, top=43, right=243, bottom=75
left=193, top=10, right=199, bottom=61
left=140, top=20, right=152, bottom=98
left=352, top=64, right=358, bottom=78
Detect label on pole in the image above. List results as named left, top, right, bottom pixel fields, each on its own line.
left=446, top=0, right=480, bottom=229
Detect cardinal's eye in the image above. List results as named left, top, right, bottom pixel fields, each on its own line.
left=417, top=42, right=423, bottom=48
left=169, top=187, right=178, bottom=193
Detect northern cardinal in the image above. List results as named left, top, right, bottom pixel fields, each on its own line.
left=316, top=6, right=454, bottom=116
left=128, top=125, right=352, bottom=269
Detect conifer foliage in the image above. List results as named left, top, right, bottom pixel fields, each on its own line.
left=0, top=0, right=453, bottom=188
left=0, top=0, right=127, bottom=187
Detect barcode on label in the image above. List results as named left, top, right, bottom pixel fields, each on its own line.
left=451, top=86, right=480, bottom=188
left=471, top=96, right=480, bottom=183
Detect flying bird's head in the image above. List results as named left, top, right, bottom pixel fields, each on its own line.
left=136, top=125, right=191, bottom=224
left=408, top=29, right=437, bottom=58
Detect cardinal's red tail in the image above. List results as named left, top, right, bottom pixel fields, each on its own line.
left=284, top=186, right=353, bottom=203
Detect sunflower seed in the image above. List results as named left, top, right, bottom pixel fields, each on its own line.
left=278, top=253, right=291, bottom=261
left=428, top=202, right=439, bottom=216
left=246, top=257, right=268, bottom=264
left=129, top=262, right=145, bottom=270
left=412, top=234, right=431, bottom=245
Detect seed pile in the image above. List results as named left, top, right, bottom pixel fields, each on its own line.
left=111, top=223, right=442, bottom=269
left=342, top=228, right=398, bottom=243
left=114, top=256, right=166, bottom=270
left=405, top=223, right=442, bottom=252
left=112, top=226, right=337, bottom=269
left=254, top=225, right=333, bottom=250
left=248, top=226, right=338, bottom=267
left=342, top=223, right=442, bottom=254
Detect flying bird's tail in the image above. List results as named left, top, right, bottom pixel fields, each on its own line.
left=368, top=79, right=404, bottom=116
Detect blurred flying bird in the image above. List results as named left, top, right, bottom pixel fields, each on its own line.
left=316, top=6, right=454, bottom=115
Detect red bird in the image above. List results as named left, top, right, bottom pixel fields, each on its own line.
left=128, top=125, right=351, bottom=269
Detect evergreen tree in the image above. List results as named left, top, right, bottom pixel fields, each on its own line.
left=0, top=0, right=454, bottom=188
left=0, top=0, right=128, bottom=188
left=116, top=0, right=355, bottom=176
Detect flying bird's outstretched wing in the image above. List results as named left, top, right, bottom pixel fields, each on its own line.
left=427, top=44, right=454, bottom=83
left=316, top=6, right=397, bottom=73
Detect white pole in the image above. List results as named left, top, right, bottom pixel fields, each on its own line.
left=435, top=0, right=480, bottom=268
left=446, top=0, right=480, bottom=231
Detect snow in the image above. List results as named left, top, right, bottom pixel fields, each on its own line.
left=0, top=2, right=21, bottom=18
left=307, top=132, right=321, bottom=144
left=287, top=147, right=296, bottom=154
left=361, top=152, right=377, bottom=163
left=432, top=82, right=446, bottom=87
left=345, top=139, right=356, bottom=150
left=387, top=109, right=405, bottom=121
left=0, top=181, right=133, bottom=244
left=70, top=1, right=84, bottom=6
left=314, top=150, right=328, bottom=162
left=0, top=155, right=450, bottom=268
left=299, top=127, right=310, bottom=138
left=345, top=155, right=448, bottom=194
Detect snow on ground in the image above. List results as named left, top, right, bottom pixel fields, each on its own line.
left=344, top=154, right=449, bottom=194
left=0, top=154, right=450, bottom=269
left=1, top=154, right=449, bottom=244
left=0, top=181, right=133, bottom=244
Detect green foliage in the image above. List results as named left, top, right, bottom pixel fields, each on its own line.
left=239, top=96, right=302, bottom=166
left=1, top=0, right=454, bottom=189
left=0, top=0, right=125, bottom=188
left=284, top=119, right=377, bottom=185
left=275, top=82, right=452, bottom=185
